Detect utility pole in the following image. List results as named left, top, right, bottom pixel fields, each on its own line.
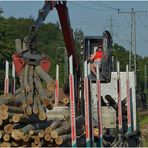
left=118, top=8, right=147, bottom=73
left=105, top=15, right=117, bottom=38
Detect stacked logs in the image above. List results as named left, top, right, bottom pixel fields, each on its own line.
left=0, top=38, right=71, bottom=147
left=0, top=104, right=71, bottom=147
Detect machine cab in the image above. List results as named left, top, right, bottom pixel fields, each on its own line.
left=84, top=31, right=113, bottom=83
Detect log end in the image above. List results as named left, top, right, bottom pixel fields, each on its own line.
left=51, top=130, right=58, bottom=139
left=55, top=136, right=63, bottom=145
left=47, top=81, right=55, bottom=92
left=45, top=127, right=52, bottom=134
left=12, top=114, right=20, bottom=123
left=0, top=104, right=8, bottom=112
left=1, top=111, right=8, bottom=120
left=94, top=128, right=99, bottom=137
left=4, top=124, right=14, bottom=134
left=44, top=134, right=51, bottom=141
left=38, top=130, right=45, bottom=138
left=12, top=129, right=24, bottom=140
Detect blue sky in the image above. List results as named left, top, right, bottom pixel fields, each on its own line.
left=0, top=1, right=148, bottom=57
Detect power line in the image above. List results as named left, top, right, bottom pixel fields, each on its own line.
left=137, top=15, right=148, bottom=32
left=68, top=1, right=114, bottom=12
left=95, top=1, right=119, bottom=11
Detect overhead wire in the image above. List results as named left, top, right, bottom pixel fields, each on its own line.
left=68, top=1, right=115, bottom=12
left=137, top=15, right=148, bottom=32
left=94, top=1, right=119, bottom=11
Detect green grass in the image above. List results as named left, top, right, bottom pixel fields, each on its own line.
left=140, top=116, right=148, bottom=127
left=140, top=116, right=148, bottom=147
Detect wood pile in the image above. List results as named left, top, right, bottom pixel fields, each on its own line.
left=0, top=38, right=72, bottom=147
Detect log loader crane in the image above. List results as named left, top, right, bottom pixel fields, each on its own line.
left=11, top=1, right=116, bottom=147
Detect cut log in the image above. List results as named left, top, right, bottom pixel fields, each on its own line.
left=55, top=134, right=71, bottom=145
left=45, top=126, right=52, bottom=134
left=38, top=130, right=45, bottom=138
left=23, top=134, right=31, bottom=142
left=46, top=106, right=70, bottom=120
left=34, top=75, right=50, bottom=107
left=15, top=88, right=22, bottom=96
left=15, top=38, right=22, bottom=53
left=34, top=136, right=40, bottom=144
left=12, top=113, right=41, bottom=124
left=24, top=64, right=30, bottom=92
left=18, top=69, right=25, bottom=92
left=0, top=142, right=11, bottom=147
left=7, top=106, right=24, bottom=113
left=94, top=127, right=99, bottom=137
left=0, top=111, right=8, bottom=120
left=32, top=97, right=39, bottom=115
left=62, top=97, right=70, bottom=106
left=0, top=118, right=2, bottom=125
left=0, top=130, right=4, bottom=139
left=0, top=104, right=8, bottom=112
left=51, top=121, right=71, bottom=139
left=44, top=133, right=51, bottom=141
left=25, top=105, right=32, bottom=116
left=49, top=120, right=62, bottom=131
left=3, top=133, right=10, bottom=142
left=36, top=97, right=47, bottom=121
left=26, top=90, right=34, bottom=105
left=35, top=65, right=55, bottom=91
left=12, top=124, right=35, bottom=140
left=4, top=124, right=14, bottom=134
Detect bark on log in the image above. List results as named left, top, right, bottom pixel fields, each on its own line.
left=0, top=130, right=4, bottom=139
left=51, top=121, right=71, bottom=138
left=55, top=134, right=71, bottom=145
left=36, top=97, right=47, bottom=121
left=24, top=105, right=32, bottom=116
left=7, top=106, right=24, bottom=113
left=49, top=120, right=62, bottom=131
left=12, top=124, right=35, bottom=140
left=15, top=39, right=22, bottom=53
left=32, top=97, right=39, bottom=115
left=0, top=142, right=11, bottom=147
left=15, top=88, right=22, bottom=96
left=46, top=106, right=70, bottom=120
left=34, top=74, right=50, bottom=107
left=35, top=65, right=55, bottom=91
left=24, top=64, right=30, bottom=92
left=12, top=113, right=41, bottom=124
left=0, top=118, right=3, bottom=125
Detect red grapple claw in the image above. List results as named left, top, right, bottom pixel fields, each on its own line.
left=12, top=54, right=25, bottom=75
left=40, top=58, right=51, bottom=73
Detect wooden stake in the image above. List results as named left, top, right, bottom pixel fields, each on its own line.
left=84, top=61, right=91, bottom=147
left=69, top=55, right=77, bottom=147
left=96, top=64, right=103, bottom=147
left=4, top=61, right=9, bottom=96
left=55, top=64, right=59, bottom=106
